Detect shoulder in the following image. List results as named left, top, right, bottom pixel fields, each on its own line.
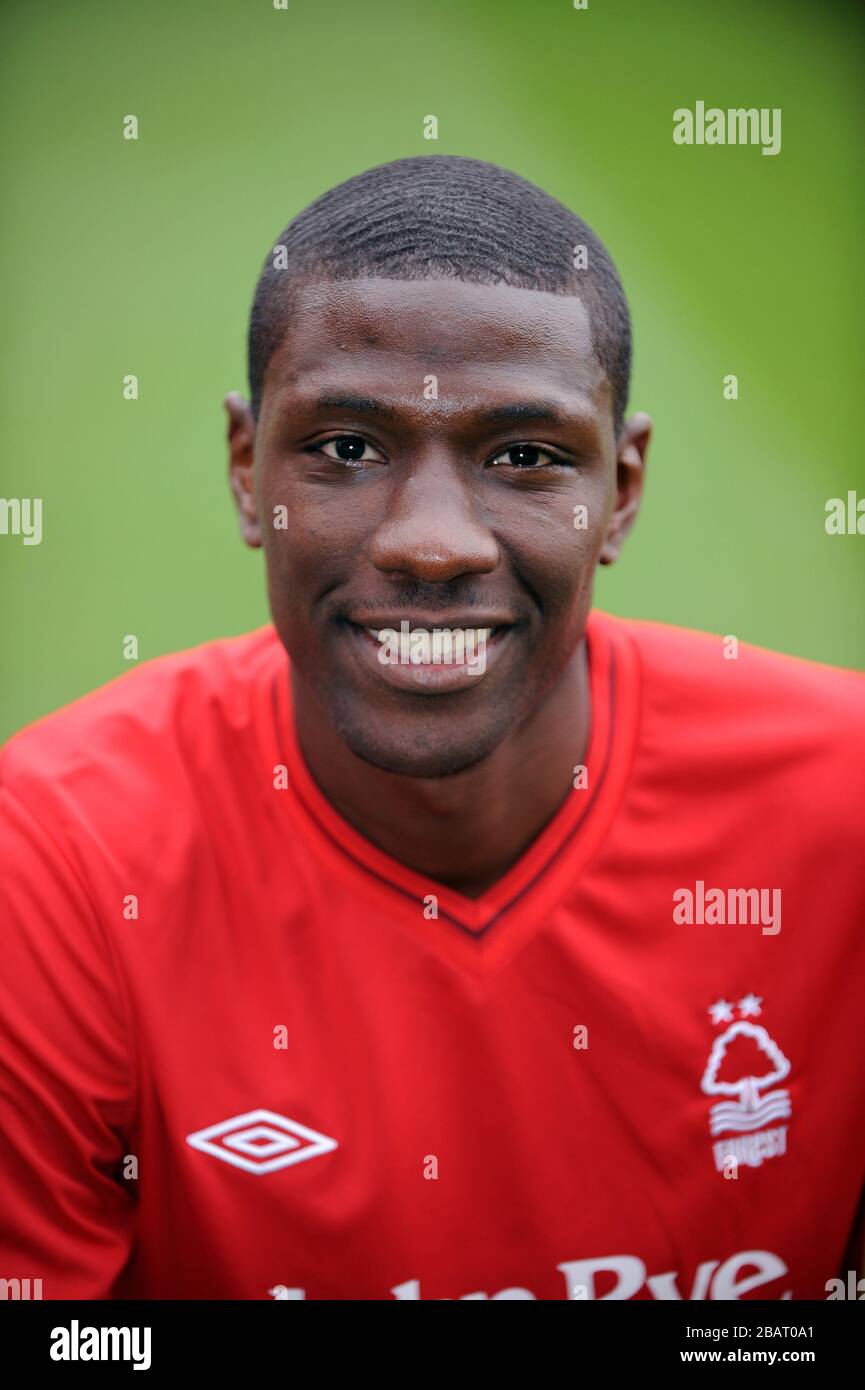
left=0, top=627, right=284, bottom=836
left=607, top=611, right=865, bottom=731
left=598, top=611, right=865, bottom=799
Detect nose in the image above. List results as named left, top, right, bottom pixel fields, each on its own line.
left=369, top=460, right=499, bottom=582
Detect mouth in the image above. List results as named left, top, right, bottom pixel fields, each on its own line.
left=340, top=616, right=517, bottom=694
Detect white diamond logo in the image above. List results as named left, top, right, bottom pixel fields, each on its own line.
left=186, top=1109, right=338, bottom=1175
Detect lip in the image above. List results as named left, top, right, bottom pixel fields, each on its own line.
left=341, top=617, right=516, bottom=694
left=345, top=612, right=516, bottom=630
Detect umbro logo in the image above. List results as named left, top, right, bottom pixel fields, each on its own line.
left=185, top=1109, right=338, bottom=1175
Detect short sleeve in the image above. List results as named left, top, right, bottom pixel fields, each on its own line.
left=0, top=787, right=136, bottom=1297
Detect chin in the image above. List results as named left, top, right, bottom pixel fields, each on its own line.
left=336, top=716, right=506, bottom=780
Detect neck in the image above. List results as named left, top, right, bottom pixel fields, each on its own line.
left=291, top=642, right=591, bottom=898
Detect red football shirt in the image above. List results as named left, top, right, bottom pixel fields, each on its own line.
left=1, top=611, right=864, bottom=1301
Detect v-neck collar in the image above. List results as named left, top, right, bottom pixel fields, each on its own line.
left=259, top=610, right=641, bottom=975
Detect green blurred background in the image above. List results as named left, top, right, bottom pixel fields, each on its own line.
left=2, top=0, right=863, bottom=740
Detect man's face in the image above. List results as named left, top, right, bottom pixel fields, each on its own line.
left=229, top=277, right=648, bottom=777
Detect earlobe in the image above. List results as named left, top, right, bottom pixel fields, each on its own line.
left=225, top=392, right=262, bottom=549
left=599, top=519, right=626, bottom=565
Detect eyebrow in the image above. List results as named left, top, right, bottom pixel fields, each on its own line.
left=315, top=393, right=398, bottom=419
left=474, top=402, right=570, bottom=427
left=314, top=393, right=576, bottom=427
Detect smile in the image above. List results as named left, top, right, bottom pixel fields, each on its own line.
left=342, top=618, right=515, bottom=694
left=371, top=621, right=492, bottom=667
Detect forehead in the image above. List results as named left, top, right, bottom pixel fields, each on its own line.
left=262, top=277, right=610, bottom=421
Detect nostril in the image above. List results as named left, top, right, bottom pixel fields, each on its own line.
left=370, top=524, right=499, bottom=581
left=373, top=550, right=498, bottom=584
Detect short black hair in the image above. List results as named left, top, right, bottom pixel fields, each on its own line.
left=247, top=155, right=632, bottom=433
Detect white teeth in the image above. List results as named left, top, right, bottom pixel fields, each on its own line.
left=365, top=624, right=493, bottom=671
left=365, top=627, right=493, bottom=641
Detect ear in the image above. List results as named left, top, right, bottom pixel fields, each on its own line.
left=599, top=411, right=651, bottom=566
left=226, top=391, right=262, bottom=548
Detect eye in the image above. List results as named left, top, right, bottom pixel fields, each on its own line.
left=489, top=443, right=566, bottom=469
left=316, top=434, right=385, bottom=464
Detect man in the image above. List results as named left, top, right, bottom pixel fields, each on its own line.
left=1, top=156, right=863, bottom=1301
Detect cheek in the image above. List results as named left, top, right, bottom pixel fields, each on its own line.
left=257, top=470, right=365, bottom=580
left=499, top=486, right=611, bottom=615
